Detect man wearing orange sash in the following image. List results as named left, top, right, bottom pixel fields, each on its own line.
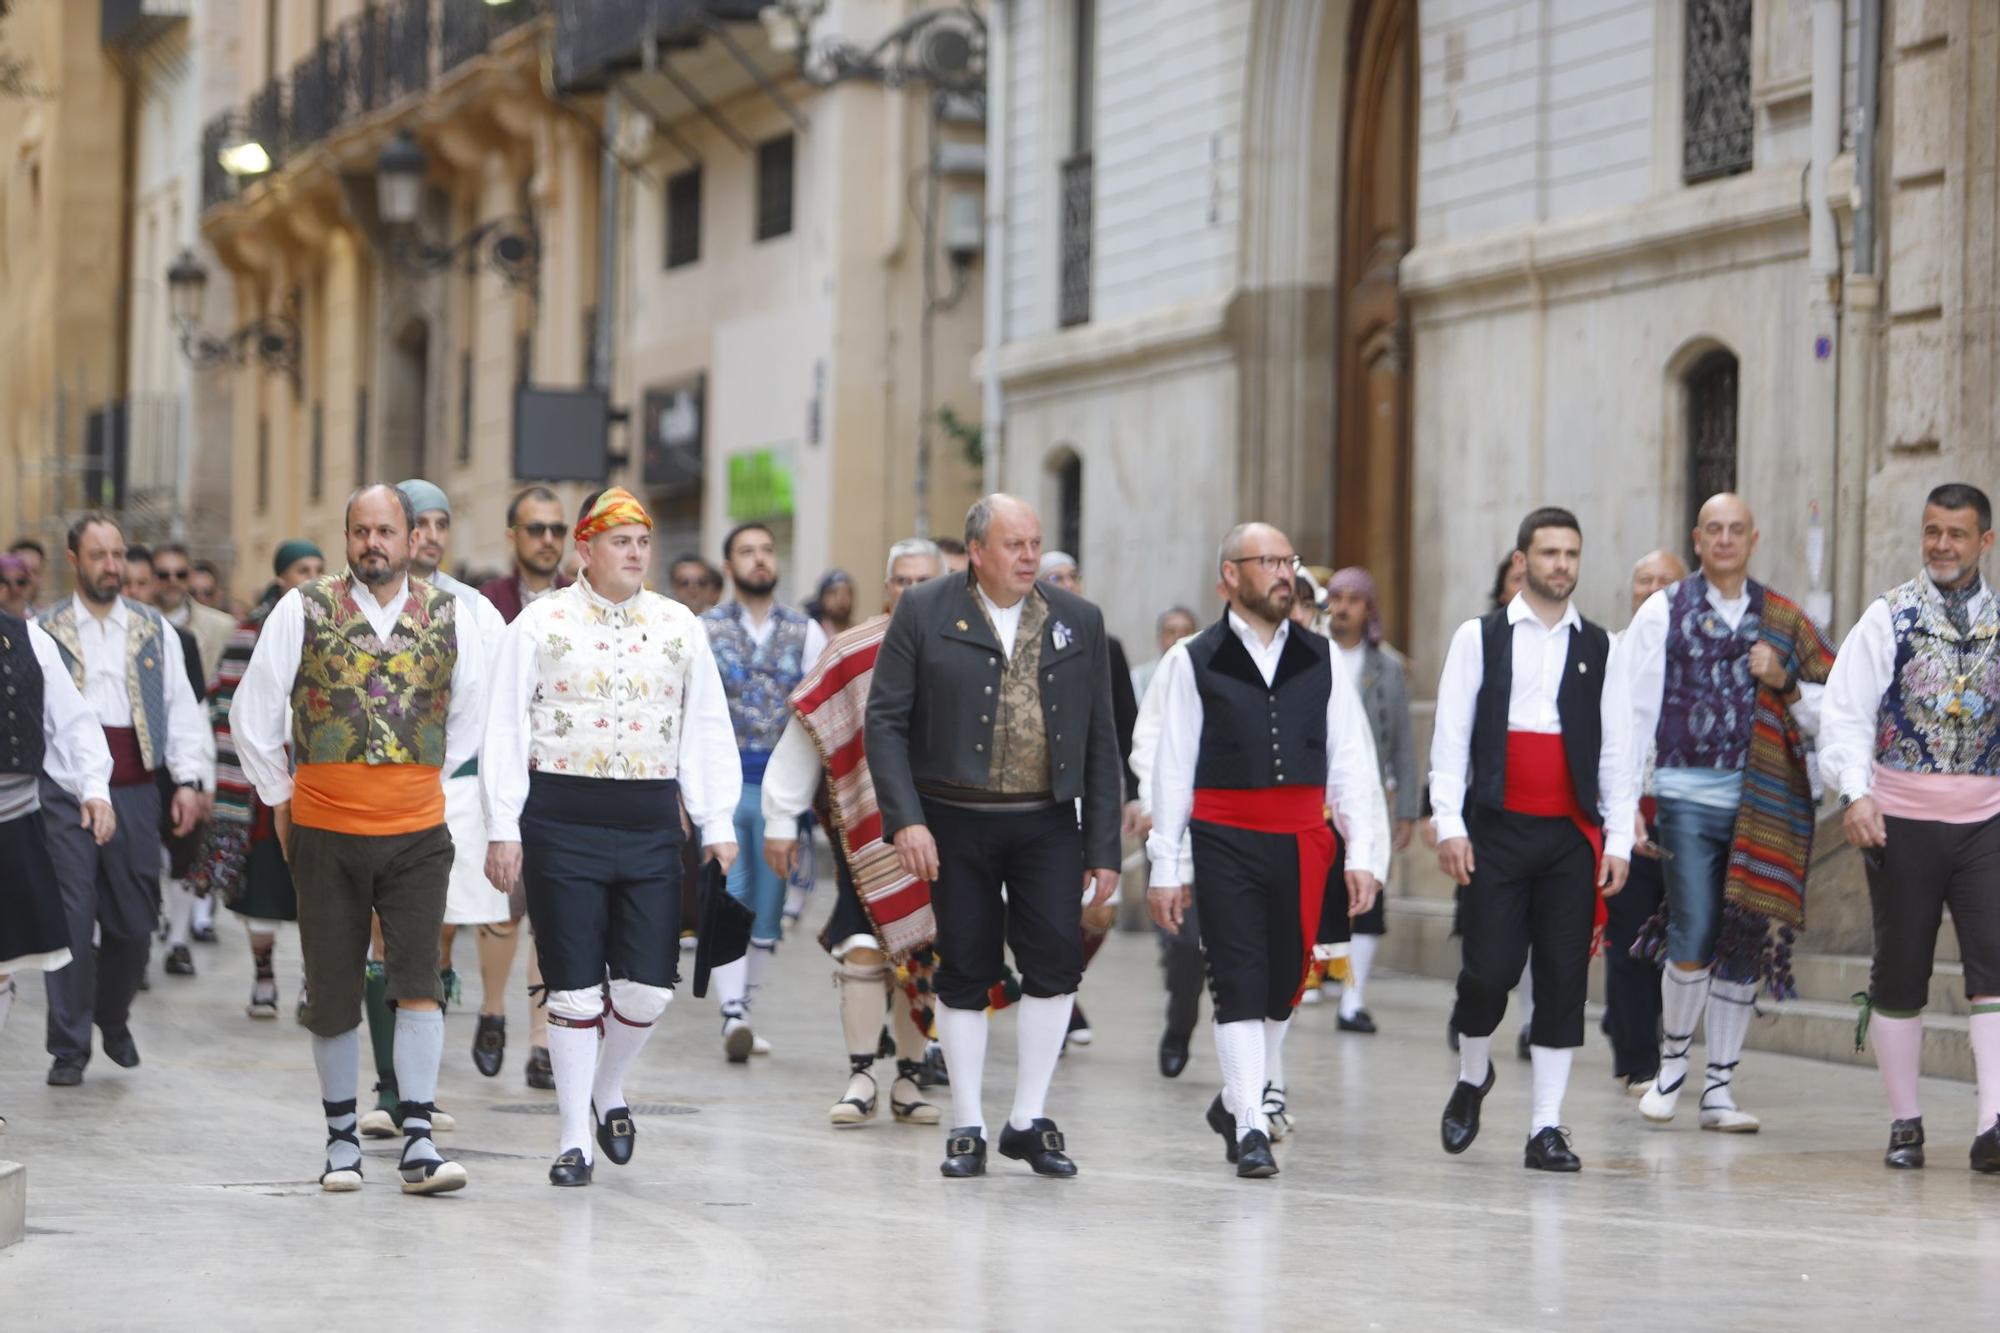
left=1430, top=506, right=1634, bottom=1172
left=231, top=484, right=485, bottom=1195
left=1146, top=522, right=1387, bottom=1179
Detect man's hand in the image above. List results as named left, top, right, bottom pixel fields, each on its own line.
left=1420, top=820, right=1439, bottom=851
left=764, top=836, right=798, bottom=880
left=893, top=824, right=939, bottom=881
left=1122, top=800, right=1153, bottom=842
left=1393, top=819, right=1414, bottom=853
left=704, top=841, right=739, bottom=876
left=1843, top=795, right=1888, bottom=849
left=1147, top=884, right=1191, bottom=932
left=79, top=797, right=116, bottom=846
left=485, top=840, right=523, bottom=894
left=273, top=801, right=293, bottom=860
left=1598, top=855, right=1630, bottom=897
left=1747, top=642, right=1790, bottom=691
left=1084, top=866, right=1120, bottom=907
left=170, top=786, right=203, bottom=838
left=1633, top=809, right=1658, bottom=858
left=1082, top=901, right=1117, bottom=933
left=1345, top=869, right=1380, bottom=916
left=1438, top=836, right=1475, bottom=887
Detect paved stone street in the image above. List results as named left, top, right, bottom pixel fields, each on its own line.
left=3, top=887, right=1998, bottom=1331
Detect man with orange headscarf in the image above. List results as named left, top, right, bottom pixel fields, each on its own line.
left=482, top=487, right=741, bottom=1187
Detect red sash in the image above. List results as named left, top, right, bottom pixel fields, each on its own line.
left=1191, top=785, right=1337, bottom=1007
left=1502, top=732, right=1607, bottom=949
left=103, top=726, right=152, bottom=788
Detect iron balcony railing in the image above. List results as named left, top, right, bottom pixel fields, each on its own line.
left=553, top=0, right=768, bottom=94
left=1058, top=152, right=1092, bottom=328
left=101, top=0, right=190, bottom=51
left=200, top=0, right=546, bottom=212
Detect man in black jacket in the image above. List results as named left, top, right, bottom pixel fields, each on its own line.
left=866, top=494, right=1122, bottom=1179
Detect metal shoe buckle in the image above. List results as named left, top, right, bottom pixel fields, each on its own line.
left=1039, top=1129, right=1065, bottom=1153
left=948, top=1134, right=980, bottom=1157
left=610, top=1115, right=634, bottom=1137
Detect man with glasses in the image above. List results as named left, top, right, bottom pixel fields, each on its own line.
left=153, top=543, right=235, bottom=690
left=0, top=552, right=34, bottom=619
left=188, top=561, right=225, bottom=613
left=761, top=538, right=948, bottom=1129
left=8, top=539, right=48, bottom=614
left=479, top=485, right=572, bottom=1090
left=1147, top=527, right=1387, bottom=1178
left=669, top=555, right=724, bottom=614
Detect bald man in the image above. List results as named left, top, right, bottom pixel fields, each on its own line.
left=1601, top=549, right=1687, bottom=1092
left=1614, top=495, right=1835, bottom=1132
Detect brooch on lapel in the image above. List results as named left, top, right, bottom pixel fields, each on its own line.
left=1577, top=661, right=1588, bottom=674
left=955, top=619, right=969, bottom=631
left=1052, top=621, right=1072, bottom=651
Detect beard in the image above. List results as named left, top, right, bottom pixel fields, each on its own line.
left=1526, top=569, right=1574, bottom=603
left=354, top=552, right=406, bottom=588
left=734, top=569, right=778, bottom=597
left=82, top=572, right=122, bottom=605
left=519, top=545, right=561, bottom=577
left=1242, top=581, right=1293, bottom=622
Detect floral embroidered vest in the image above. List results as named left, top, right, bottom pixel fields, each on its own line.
left=290, top=575, right=458, bottom=767
left=982, top=590, right=1053, bottom=794
left=703, top=601, right=811, bottom=758
left=1655, top=574, right=1764, bottom=772
left=1875, top=575, right=2000, bottom=776
left=520, top=581, right=703, bottom=780
left=38, top=596, right=170, bottom=770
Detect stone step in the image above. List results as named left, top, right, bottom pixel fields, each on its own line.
left=1748, top=998, right=1973, bottom=1082
left=1788, top=951, right=1968, bottom=1016
left=0, top=1160, right=22, bottom=1250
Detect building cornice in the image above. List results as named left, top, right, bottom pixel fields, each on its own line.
left=981, top=291, right=1235, bottom=389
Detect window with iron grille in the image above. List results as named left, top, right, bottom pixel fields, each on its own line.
left=310, top=401, right=325, bottom=500
left=1683, top=0, right=1753, bottom=183
left=458, top=351, right=474, bottom=464
left=755, top=136, right=794, bottom=242
left=1058, top=0, right=1095, bottom=328
left=666, top=166, right=702, bottom=268
left=1685, top=348, right=1739, bottom=548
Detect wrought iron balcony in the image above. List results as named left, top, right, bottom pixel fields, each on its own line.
left=553, top=0, right=769, bottom=94
left=1058, top=152, right=1092, bottom=329
left=102, top=0, right=189, bottom=52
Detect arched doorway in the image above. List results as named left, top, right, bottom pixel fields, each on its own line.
left=1333, top=0, right=1416, bottom=645
left=1684, top=346, right=1740, bottom=552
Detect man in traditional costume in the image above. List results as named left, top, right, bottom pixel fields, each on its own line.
left=191, top=540, right=324, bottom=1020
left=483, top=487, right=740, bottom=1186
left=1821, top=482, right=2000, bottom=1172
left=866, top=494, right=1122, bottom=1179
left=762, top=538, right=948, bottom=1127
left=0, top=603, right=115, bottom=1128
left=39, top=514, right=213, bottom=1086
left=1431, top=507, right=1634, bottom=1172
left=231, top=484, right=483, bottom=1195
left=1616, top=495, right=1833, bottom=1132
left=1146, top=523, right=1387, bottom=1178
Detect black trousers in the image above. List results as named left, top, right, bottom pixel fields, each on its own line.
left=41, top=780, right=162, bottom=1062
left=1866, top=813, right=2000, bottom=1011
left=1602, top=851, right=1665, bottom=1078
left=1159, top=909, right=1204, bottom=1038
left=1191, top=821, right=1319, bottom=1024
left=1452, top=809, right=1596, bottom=1048
left=522, top=775, right=684, bottom=993
left=924, top=799, right=1083, bottom=1011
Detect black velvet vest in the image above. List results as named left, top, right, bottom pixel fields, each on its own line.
left=1187, top=615, right=1331, bottom=790
left=1467, top=606, right=1607, bottom=821
left=0, top=610, right=47, bottom=778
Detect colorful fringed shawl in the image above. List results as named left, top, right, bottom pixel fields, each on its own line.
left=189, top=590, right=278, bottom=904
left=1715, top=588, right=1837, bottom=995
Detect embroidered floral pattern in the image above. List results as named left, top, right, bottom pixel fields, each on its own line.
left=1876, top=575, right=2000, bottom=776
left=703, top=601, right=812, bottom=754
left=521, top=581, right=701, bottom=780
left=1657, top=573, right=1763, bottom=771
left=290, top=576, right=458, bottom=767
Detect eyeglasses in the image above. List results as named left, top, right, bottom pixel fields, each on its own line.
left=515, top=522, right=569, bottom=540
left=1, top=577, right=28, bottom=589
left=1228, top=554, right=1302, bottom=575
left=887, top=575, right=926, bottom=589
left=156, top=567, right=189, bottom=581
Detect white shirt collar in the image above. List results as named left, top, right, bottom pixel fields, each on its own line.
left=71, top=592, right=128, bottom=630
left=165, top=601, right=190, bottom=626
left=349, top=575, right=409, bottom=615
left=1225, top=608, right=1289, bottom=651
left=976, top=582, right=1026, bottom=619
left=1504, top=591, right=1579, bottom=633
left=577, top=575, right=641, bottom=611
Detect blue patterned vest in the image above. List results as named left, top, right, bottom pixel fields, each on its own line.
left=703, top=601, right=811, bottom=781
left=1875, top=575, right=2000, bottom=776
left=1655, top=574, right=1764, bottom=772
left=38, top=597, right=170, bottom=771
left=0, top=610, right=46, bottom=777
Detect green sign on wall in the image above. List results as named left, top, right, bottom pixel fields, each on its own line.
left=728, top=447, right=794, bottom=522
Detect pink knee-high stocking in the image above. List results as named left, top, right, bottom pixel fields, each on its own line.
left=1971, top=1003, right=2000, bottom=1134
left=1869, top=1013, right=1923, bottom=1123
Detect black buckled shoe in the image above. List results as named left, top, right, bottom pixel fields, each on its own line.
left=1159, top=1030, right=1191, bottom=1079
left=525, top=1045, right=555, bottom=1091
left=472, top=1014, right=506, bottom=1078
left=1524, top=1125, right=1582, bottom=1173
left=1337, top=1010, right=1378, bottom=1034
left=1885, top=1117, right=1925, bottom=1170
left=940, top=1127, right=988, bottom=1178
left=549, top=1148, right=593, bottom=1188
left=999, top=1118, right=1077, bottom=1177
left=1440, top=1064, right=1496, bottom=1155
left=1972, top=1121, right=2000, bottom=1174
left=595, top=1103, right=636, bottom=1166
left=1206, top=1093, right=1240, bottom=1163
left=1236, top=1129, right=1279, bottom=1179
left=101, top=1029, right=140, bottom=1069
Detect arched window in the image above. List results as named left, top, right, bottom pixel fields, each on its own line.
left=1050, top=449, right=1082, bottom=560
left=1685, top=347, right=1739, bottom=541
left=1683, top=0, right=1753, bottom=183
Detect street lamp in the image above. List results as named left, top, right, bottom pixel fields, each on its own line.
left=165, top=249, right=302, bottom=389
left=373, top=129, right=541, bottom=289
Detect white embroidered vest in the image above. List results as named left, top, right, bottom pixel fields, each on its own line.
left=518, top=581, right=701, bottom=780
